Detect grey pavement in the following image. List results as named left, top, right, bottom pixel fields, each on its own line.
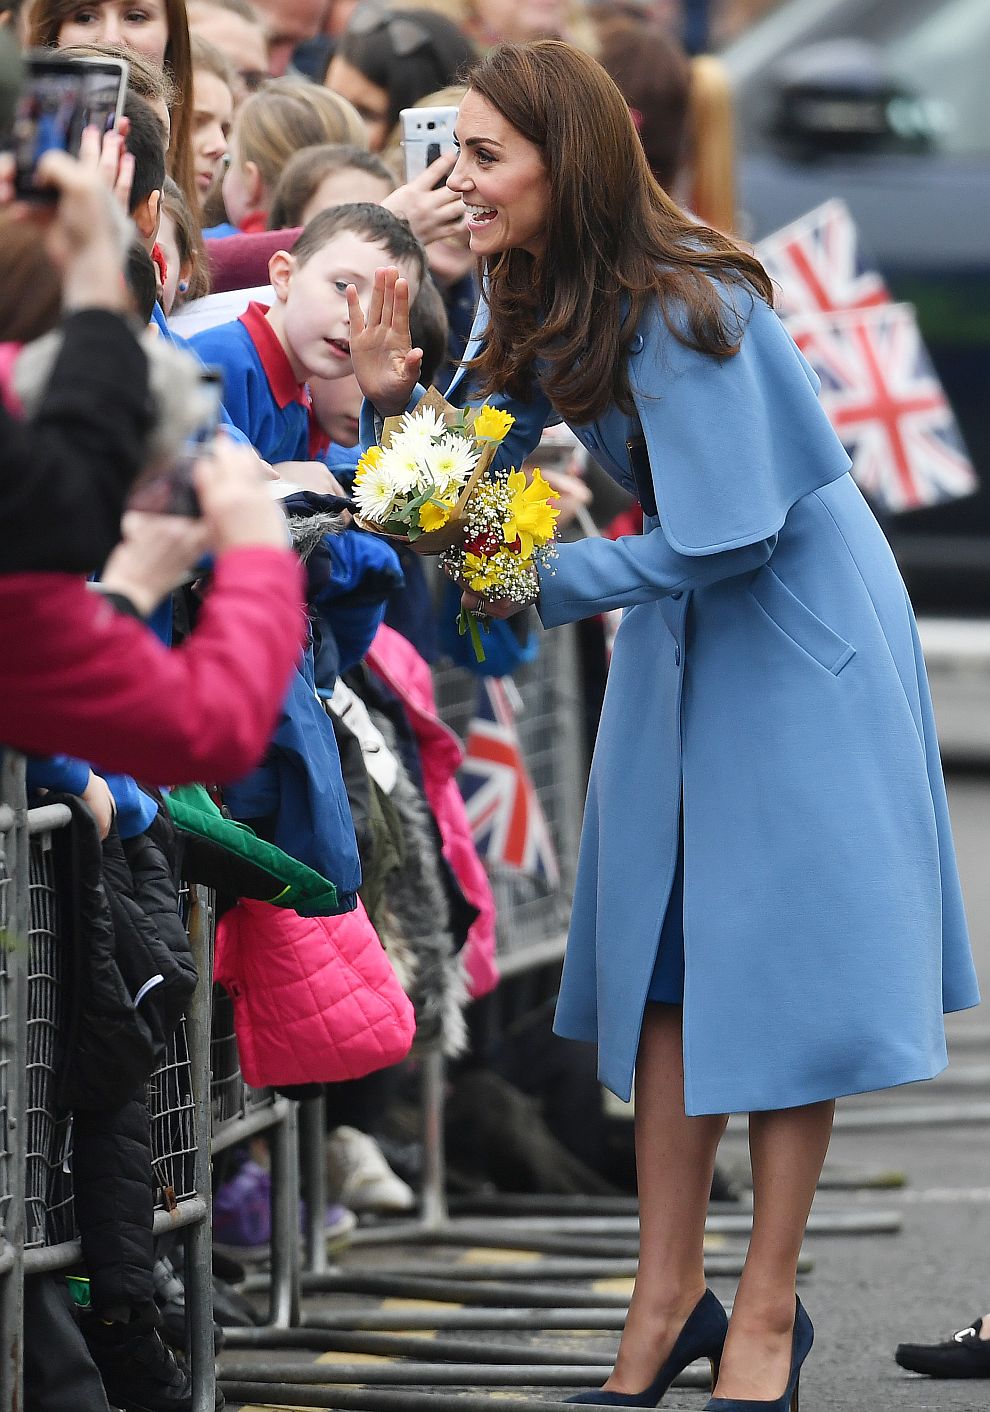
left=225, top=772, right=990, bottom=1412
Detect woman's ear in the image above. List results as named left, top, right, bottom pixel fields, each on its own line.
left=269, top=250, right=295, bottom=301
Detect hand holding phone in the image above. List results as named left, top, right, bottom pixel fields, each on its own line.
left=400, top=105, right=458, bottom=185
left=128, top=370, right=224, bottom=518
left=11, top=52, right=128, bottom=203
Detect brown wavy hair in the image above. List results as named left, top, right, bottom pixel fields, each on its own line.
left=465, top=41, right=773, bottom=424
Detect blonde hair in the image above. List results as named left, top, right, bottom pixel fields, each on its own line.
left=686, top=55, right=736, bottom=235
left=233, top=77, right=367, bottom=197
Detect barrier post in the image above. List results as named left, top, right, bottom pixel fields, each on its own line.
left=184, top=885, right=217, bottom=1412
left=0, top=753, right=27, bottom=1410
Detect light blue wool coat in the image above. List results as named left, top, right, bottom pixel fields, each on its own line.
left=361, top=283, right=980, bottom=1114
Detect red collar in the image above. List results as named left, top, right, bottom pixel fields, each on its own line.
left=238, top=210, right=269, bottom=235
left=238, top=301, right=308, bottom=410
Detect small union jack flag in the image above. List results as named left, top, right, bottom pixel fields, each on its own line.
left=756, top=198, right=890, bottom=319
left=459, top=678, right=559, bottom=884
left=787, top=303, right=978, bottom=514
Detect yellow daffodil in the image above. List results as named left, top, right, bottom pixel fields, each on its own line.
left=463, top=551, right=498, bottom=593
left=503, top=468, right=559, bottom=558
left=418, top=497, right=454, bottom=533
left=473, top=405, right=516, bottom=442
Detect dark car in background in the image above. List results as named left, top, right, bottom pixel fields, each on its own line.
left=722, top=0, right=990, bottom=614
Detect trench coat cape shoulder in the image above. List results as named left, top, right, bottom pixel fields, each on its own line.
left=361, top=282, right=981, bottom=1114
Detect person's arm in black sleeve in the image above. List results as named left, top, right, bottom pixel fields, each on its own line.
left=0, top=309, right=151, bottom=574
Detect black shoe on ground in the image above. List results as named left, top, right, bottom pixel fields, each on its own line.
left=81, top=1311, right=224, bottom=1412
left=895, top=1316, right=990, bottom=1378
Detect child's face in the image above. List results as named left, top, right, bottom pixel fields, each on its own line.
left=309, top=372, right=362, bottom=446
left=221, top=135, right=254, bottom=228
left=277, top=232, right=421, bottom=382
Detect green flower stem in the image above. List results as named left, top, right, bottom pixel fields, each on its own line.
left=457, top=606, right=487, bottom=663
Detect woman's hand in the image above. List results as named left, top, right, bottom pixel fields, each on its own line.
left=383, top=153, right=465, bottom=247
left=461, top=571, right=539, bottom=620
left=347, top=266, right=423, bottom=417
left=194, top=435, right=290, bottom=553
left=101, top=511, right=211, bottom=617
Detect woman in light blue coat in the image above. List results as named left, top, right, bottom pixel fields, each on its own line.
left=350, top=40, right=980, bottom=1412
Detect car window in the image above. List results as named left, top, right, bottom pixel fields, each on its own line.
left=729, top=0, right=990, bottom=158
left=888, top=0, right=990, bottom=156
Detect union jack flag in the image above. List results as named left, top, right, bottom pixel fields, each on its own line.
left=787, top=303, right=978, bottom=513
left=459, top=678, right=559, bottom=884
left=756, top=198, right=890, bottom=319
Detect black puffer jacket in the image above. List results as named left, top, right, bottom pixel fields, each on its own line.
left=54, top=804, right=197, bottom=1112
left=48, top=800, right=196, bottom=1315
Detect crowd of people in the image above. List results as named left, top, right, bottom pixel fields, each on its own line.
left=0, top=0, right=985, bottom=1407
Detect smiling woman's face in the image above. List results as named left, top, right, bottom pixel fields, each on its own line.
left=446, top=89, right=550, bottom=259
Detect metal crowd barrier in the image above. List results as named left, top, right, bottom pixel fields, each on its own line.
left=0, top=757, right=220, bottom=1411
left=433, top=620, right=586, bottom=978
left=0, top=621, right=610, bottom=1405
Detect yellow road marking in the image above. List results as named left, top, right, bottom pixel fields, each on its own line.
left=316, top=1350, right=393, bottom=1365
left=380, top=1297, right=461, bottom=1310
left=458, top=1247, right=542, bottom=1264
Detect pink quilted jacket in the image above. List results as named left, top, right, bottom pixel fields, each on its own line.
left=214, top=897, right=416, bottom=1087
left=366, top=624, right=499, bottom=998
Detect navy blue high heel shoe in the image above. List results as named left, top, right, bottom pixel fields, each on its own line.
left=566, top=1288, right=727, bottom=1407
left=704, top=1297, right=813, bottom=1412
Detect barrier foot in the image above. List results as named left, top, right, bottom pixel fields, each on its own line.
left=299, top=1307, right=631, bottom=1332
left=220, top=1325, right=611, bottom=1363
left=220, top=1385, right=650, bottom=1411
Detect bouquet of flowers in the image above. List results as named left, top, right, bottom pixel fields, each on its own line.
left=353, top=388, right=559, bottom=660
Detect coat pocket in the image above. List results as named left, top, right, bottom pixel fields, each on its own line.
left=748, top=565, right=855, bottom=675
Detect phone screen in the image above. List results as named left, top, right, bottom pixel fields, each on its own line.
left=12, top=53, right=128, bottom=201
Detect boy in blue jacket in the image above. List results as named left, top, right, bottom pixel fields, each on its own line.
left=190, top=204, right=427, bottom=463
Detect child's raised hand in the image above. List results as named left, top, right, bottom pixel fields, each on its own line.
left=347, top=266, right=423, bottom=418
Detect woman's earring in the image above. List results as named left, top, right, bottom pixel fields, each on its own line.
left=177, top=280, right=189, bottom=293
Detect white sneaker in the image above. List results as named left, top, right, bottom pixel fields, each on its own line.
left=325, top=1126, right=416, bottom=1213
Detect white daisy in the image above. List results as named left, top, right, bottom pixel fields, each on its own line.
left=354, top=461, right=400, bottom=522
left=391, top=406, right=447, bottom=459
left=378, top=444, right=425, bottom=495
left=423, top=434, right=480, bottom=496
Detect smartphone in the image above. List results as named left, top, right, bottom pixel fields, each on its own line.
left=11, top=52, right=129, bottom=202
left=401, top=105, right=458, bottom=185
left=128, top=369, right=224, bottom=518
